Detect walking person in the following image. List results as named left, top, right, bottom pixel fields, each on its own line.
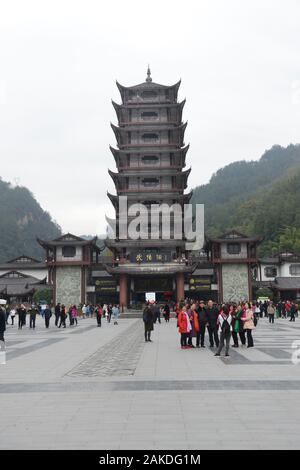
left=71, top=305, right=78, bottom=326
left=163, top=303, right=170, bottom=323
left=68, top=305, right=73, bottom=326
left=17, top=304, right=27, bottom=329
left=10, top=307, right=16, bottom=326
left=0, top=304, right=6, bottom=351
left=215, top=304, right=233, bottom=357
left=29, top=304, right=38, bottom=329
left=290, top=302, right=296, bottom=322
left=267, top=302, right=275, bottom=324
left=44, top=305, right=52, bottom=328
left=58, top=304, right=66, bottom=328
left=206, top=300, right=220, bottom=348
left=112, top=304, right=119, bottom=325
left=54, top=303, right=61, bottom=327
left=143, top=303, right=154, bottom=342
left=96, top=305, right=103, bottom=327
left=242, top=302, right=255, bottom=348
left=108, top=304, right=112, bottom=323
left=178, top=305, right=192, bottom=349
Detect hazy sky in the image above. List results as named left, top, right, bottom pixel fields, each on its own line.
left=1, top=0, right=300, bottom=234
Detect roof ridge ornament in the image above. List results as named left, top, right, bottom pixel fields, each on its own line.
left=146, top=65, right=152, bottom=82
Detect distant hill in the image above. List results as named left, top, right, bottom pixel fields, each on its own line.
left=0, top=179, right=61, bottom=262
left=191, top=144, right=300, bottom=255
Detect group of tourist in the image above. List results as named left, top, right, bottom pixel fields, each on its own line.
left=175, top=300, right=255, bottom=357
left=1, top=302, right=121, bottom=331
left=142, top=297, right=299, bottom=357
left=253, top=300, right=299, bottom=322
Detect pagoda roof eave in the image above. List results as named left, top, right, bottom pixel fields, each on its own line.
left=109, top=144, right=190, bottom=156
left=116, top=79, right=181, bottom=91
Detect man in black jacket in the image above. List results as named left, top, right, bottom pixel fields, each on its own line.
left=54, top=303, right=61, bottom=326
left=0, top=305, right=6, bottom=351
left=196, top=300, right=208, bottom=348
left=206, top=300, right=220, bottom=348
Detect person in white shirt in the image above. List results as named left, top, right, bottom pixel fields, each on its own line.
left=215, top=304, right=233, bottom=357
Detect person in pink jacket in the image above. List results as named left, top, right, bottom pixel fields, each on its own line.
left=242, top=302, right=255, bottom=348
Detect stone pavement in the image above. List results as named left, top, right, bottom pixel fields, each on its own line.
left=1, top=314, right=300, bottom=449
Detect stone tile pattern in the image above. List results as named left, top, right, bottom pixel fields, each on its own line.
left=222, top=263, right=249, bottom=303
left=66, top=319, right=144, bottom=377
left=56, top=266, right=81, bottom=306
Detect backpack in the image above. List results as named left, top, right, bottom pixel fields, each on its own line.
left=221, top=317, right=230, bottom=333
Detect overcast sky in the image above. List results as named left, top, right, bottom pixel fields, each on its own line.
left=1, top=0, right=300, bottom=235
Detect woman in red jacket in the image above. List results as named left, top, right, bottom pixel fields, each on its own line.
left=178, top=306, right=192, bottom=349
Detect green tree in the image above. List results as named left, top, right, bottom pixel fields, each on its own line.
left=33, top=288, right=53, bottom=306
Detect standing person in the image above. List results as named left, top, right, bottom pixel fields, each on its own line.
left=29, top=304, right=38, bottom=329
left=10, top=307, right=16, bottom=326
left=44, top=305, right=52, bottom=328
left=0, top=305, right=6, bottom=351
left=215, top=304, right=233, bottom=357
left=54, top=303, right=61, bottom=327
left=267, top=302, right=275, bottom=324
left=206, top=300, right=220, bottom=348
left=72, top=305, right=78, bottom=326
left=188, top=303, right=199, bottom=348
left=178, top=305, right=192, bottom=349
left=163, top=303, right=170, bottom=323
left=86, top=304, right=90, bottom=318
left=290, top=302, right=296, bottom=322
left=81, top=304, right=87, bottom=319
left=143, top=303, right=154, bottom=342
left=242, top=302, right=255, bottom=348
left=96, top=305, right=103, bottom=327
left=58, top=305, right=66, bottom=328
left=17, top=304, right=27, bottom=329
left=112, top=304, right=119, bottom=325
left=195, top=300, right=208, bottom=348
left=285, top=301, right=291, bottom=319
left=68, top=305, right=73, bottom=326
left=232, top=304, right=246, bottom=347
left=277, top=301, right=283, bottom=318
left=108, top=304, right=112, bottom=323
left=151, top=301, right=161, bottom=324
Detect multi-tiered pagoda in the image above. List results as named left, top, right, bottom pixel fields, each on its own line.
left=105, top=68, right=193, bottom=308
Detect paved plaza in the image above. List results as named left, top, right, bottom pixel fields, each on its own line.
left=1, top=315, right=300, bottom=449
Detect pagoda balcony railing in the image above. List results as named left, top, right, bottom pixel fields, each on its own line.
left=118, top=165, right=183, bottom=171
left=118, top=143, right=183, bottom=149
left=119, top=121, right=180, bottom=126
left=126, top=98, right=175, bottom=105
left=117, top=188, right=185, bottom=193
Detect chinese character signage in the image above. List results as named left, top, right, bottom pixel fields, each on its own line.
left=130, top=250, right=171, bottom=263
left=189, top=277, right=211, bottom=291
left=94, top=278, right=117, bottom=292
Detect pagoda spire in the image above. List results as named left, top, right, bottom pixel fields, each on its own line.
left=146, top=65, right=152, bottom=82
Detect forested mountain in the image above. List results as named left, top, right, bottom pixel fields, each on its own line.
left=0, top=179, right=61, bottom=262
left=191, top=144, right=300, bottom=255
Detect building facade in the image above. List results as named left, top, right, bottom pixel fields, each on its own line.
left=105, top=68, right=193, bottom=308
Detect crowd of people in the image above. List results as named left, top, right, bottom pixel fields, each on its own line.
left=142, top=298, right=299, bottom=357
left=0, top=302, right=121, bottom=350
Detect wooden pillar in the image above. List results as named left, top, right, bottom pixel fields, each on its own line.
left=176, top=272, right=185, bottom=303
left=119, top=273, right=128, bottom=312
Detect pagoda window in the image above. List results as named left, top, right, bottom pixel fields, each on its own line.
left=62, top=246, right=76, bottom=258
left=142, top=178, right=159, bottom=187
left=142, top=155, right=159, bottom=165
left=290, top=264, right=300, bottom=275
left=142, top=133, right=158, bottom=143
left=226, top=243, right=241, bottom=255
left=141, top=90, right=157, bottom=99
left=264, top=267, right=277, bottom=278
left=141, top=111, right=158, bottom=121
